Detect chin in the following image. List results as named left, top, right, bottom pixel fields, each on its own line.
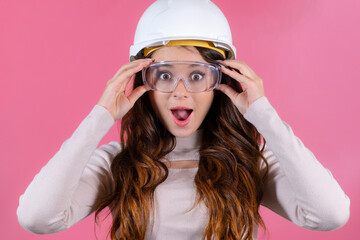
left=167, top=125, right=197, bottom=138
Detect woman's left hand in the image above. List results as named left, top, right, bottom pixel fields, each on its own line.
left=216, top=60, right=265, bottom=115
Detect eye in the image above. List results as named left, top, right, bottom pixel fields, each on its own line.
left=158, top=72, right=172, bottom=81
left=190, top=72, right=204, bottom=81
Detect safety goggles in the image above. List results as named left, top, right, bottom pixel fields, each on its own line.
left=142, top=61, right=222, bottom=93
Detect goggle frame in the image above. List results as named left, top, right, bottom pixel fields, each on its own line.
left=142, top=60, right=222, bottom=93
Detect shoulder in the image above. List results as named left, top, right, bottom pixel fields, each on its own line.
left=88, top=141, right=122, bottom=168
left=258, top=142, right=279, bottom=172
left=97, top=141, right=122, bottom=155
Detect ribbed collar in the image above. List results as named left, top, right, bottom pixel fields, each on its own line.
left=163, top=129, right=203, bottom=161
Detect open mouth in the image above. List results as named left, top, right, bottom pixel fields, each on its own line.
left=171, top=109, right=193, bottom=120
left=170, top=107, right=193, bottom=126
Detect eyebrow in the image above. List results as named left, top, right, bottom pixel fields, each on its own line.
left=157, top=64, right=174, bottom=68
left=189, top=64, right=200, bottom=68
left=157, top=63, right=205, bottom=68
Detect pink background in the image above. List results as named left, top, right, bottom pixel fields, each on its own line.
left=1, top=0, right=359, bottom=239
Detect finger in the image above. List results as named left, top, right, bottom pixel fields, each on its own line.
left=127, top=85, right=150, bottom=106
left=122, top=60, right=151, bottom=80
left=218, top=60, right=256, bottom=79
left=108, top=59, right=152, bottom=89
left=216, top=84, right=239, bottom=103
left=114, top=59, right=152, bottom=80
left=114, top=58, right=153, bottom=79
left=220, top=65, right=249, bottom=87
left=124, top=73, right=137, bottom=96
left=117, top=61, right=151, bottom=89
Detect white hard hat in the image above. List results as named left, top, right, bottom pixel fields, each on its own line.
left=129, top=0, right=236, bottom=60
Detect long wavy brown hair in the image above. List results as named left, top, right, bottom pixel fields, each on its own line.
left=95, top=47, right=269, bottom=240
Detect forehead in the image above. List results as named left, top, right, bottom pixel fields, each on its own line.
left=151, top=46, right=207, bottom=63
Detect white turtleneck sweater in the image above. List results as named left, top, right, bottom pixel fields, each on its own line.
left=17, top=96, right=350, bottom=239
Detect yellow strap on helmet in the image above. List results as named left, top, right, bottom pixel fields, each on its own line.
left=144, top=40, right=226, bottom=58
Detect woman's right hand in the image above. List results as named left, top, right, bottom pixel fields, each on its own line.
left=97, top=59, right=153, bottom=121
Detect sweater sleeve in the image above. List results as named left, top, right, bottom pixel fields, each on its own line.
left=17, top=104, right=122, bottom=234
left=243, top=96, right=350, bottom=231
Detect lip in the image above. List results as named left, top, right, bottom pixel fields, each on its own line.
left=170, top=106, right=193, bottom=127
left=170, top=106, right=193, bottom=110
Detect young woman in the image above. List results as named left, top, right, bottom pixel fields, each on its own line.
left=17, top=0, right=350, bottom=239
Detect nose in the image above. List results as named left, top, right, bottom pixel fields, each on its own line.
left=172, top=78, right=189, bottom=98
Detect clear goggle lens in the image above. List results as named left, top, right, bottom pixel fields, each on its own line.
left=142, top=61, right=222, bottom=93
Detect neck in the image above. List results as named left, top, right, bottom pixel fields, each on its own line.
left=163, top=129, right=203, bottom=161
